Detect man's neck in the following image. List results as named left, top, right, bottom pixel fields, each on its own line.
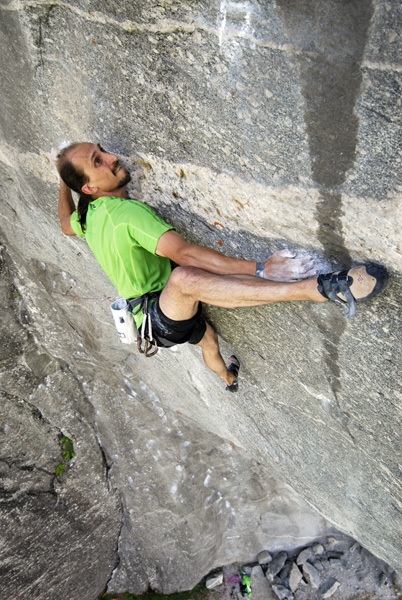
left=93, top=186, right=128, bottom=199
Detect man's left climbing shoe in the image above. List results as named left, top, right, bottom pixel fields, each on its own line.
left=226, top=355, right=240, bottom=392
left=317, top=263, right=388, bottom=319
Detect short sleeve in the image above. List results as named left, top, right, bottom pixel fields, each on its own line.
left=122, top=201, right=174, bottom=255
left=70, top=211, right=85, bottom=237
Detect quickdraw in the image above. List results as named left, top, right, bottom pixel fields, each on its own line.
left=137, top=294, right=158, bottom=357
left=128, top=293, right=160, bottom=358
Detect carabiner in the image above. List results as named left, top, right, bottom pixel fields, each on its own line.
left=144, top=338, right=158, bottom=357
left=137, top=312, right=158, bottom=357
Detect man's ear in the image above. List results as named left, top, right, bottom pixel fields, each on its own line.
left=82, top=183, right=97, bottom=196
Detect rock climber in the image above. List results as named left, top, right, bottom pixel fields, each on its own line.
left=56, top=142, right=388, bottom=391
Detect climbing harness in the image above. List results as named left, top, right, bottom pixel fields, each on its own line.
left=111, top=293, right=160, bottom=357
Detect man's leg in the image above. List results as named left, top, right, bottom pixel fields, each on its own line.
left=197, top=322, right=237, bottom=387
left=159, top=267, right=323, bottom=387
left=159, top=264, right=383, bottom=321
left=159, top=264, right=385, bottom=385
left=159, top=267, right=325, bottom=322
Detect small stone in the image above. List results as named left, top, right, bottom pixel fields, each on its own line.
left=329, top=558, right=341, bottom=567
left=356, top=567, right=369, bottom=581
left=278, top=561, right=292, bottom=583
left=325, top=537, right=339, bottom=547
left=267, top=552, right=288, bottom=582
left=326, top=551, right=343, bottom=560
left=206, top=572, right=223, bottom=589
left=350, top=542, right=361, bottom=554
left=360, top=548, right=372, bottom=561
left=251, top=565, right=277, bottom=600
left=296, top=547, right=314, bottom=565
left=313, top=543, right=325, bottom=555
left=303, top=562, right=321, bottom=589
left=288, top=563, right=303, bottom=592
left=272, top=584, right=294, bottom=600
left=318, top=578, right=341, bottom=598
left=258, top=550, right=273, bottom=565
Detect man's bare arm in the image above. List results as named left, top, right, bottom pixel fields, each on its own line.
left=156, top=230, right=255, bottom=276
left=156, top=230, right=317, bottom=281
left=58, top=179, right=76, bottom=236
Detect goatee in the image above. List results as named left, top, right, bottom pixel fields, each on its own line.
left=121, top=170, right=132, bottom=187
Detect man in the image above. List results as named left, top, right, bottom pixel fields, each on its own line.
left=56, top=142, right=388, bottom=391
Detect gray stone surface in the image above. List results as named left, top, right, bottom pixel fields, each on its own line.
left=251, top=565, right=276, bottom=600
left=289, top=562, right=303, bottom=592
left=303, top=562, right=321, bottom=589
left=0, top=245, right=334, bottom=598
left=243, top=536, right=402, bottom=600
left=267, top=552, right=289, bottom=582
left=206, top=572, right=224, bottom=589
left=272, top=584, right=294, bottom=600
left=297, top=547, right=314, bottom=566
left=258, top=550, right=273, bottom=565
left=319, top=579, right=341, bottom=599
left=0, top=254, right=121, bottom=599
left=0, top=0, right=401, bottom=597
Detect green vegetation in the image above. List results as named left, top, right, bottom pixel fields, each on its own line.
left=99, top=582, right=209, bottom=600
left=55, top=435, right=75, bottom=477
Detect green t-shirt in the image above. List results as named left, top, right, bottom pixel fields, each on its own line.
left=70, top=196, right=174, bottom=326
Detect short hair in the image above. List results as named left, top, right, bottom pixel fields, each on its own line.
left=56, top=143, right=92, bottom=232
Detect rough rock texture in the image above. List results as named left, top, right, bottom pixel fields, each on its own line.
left=210, top=534, right=402, bottom=600
left=0, top=246, right=334, bottom=597
left=0, top=0, right=401, bottom=598
left=0, top=253, right=121, bottom=598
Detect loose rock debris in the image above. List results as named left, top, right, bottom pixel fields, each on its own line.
left=205, top=534, right=402, bottom=600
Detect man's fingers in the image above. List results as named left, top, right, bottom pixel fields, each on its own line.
left=264, top=250, right=319, bottom=281
left=290, top=259, right=318, bottom=278
left=298, top=258, right=317, bottom=272
left=273, top=250, right=316, bottom=267
left=275, top=249, right=297, bottom=258
left=50, top=147, right=60, bottom=164
left=293, top=265, right=319, bottom=279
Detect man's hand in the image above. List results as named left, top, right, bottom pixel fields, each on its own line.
left=262, top=249, right=318, bottom=282
left=53, top=148, right=76, bottom=235
left=58, top=179, right=76, bottom=236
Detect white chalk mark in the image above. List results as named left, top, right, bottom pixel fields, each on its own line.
left=218, top=0, right=227, bottom=47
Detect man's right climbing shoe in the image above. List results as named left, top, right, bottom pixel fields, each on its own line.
left=317, top=263, right=388, bottom=319
left=226, top=355, right=240, bottom=392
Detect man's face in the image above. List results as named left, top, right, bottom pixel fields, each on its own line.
left=69, top=142, right=131, bottom=197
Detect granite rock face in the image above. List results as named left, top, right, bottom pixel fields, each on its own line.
left=0, top=247, right=334, bottom=597
left=0, top=253, right=121, bottom=598
left=0, top=0, right=401, bottom=598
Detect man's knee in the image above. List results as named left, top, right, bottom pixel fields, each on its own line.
left=198, top=322, right=219, bottom=350
left=167, top=266, right=200, bottom=295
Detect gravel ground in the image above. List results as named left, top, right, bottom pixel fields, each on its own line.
left=203, top=533, right=402, bottom=600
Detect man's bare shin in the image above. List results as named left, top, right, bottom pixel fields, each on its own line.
left=197, top=323, right=236, bottom=386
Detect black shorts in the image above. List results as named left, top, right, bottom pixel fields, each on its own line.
left=147, top=297, right=207, bottom=348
